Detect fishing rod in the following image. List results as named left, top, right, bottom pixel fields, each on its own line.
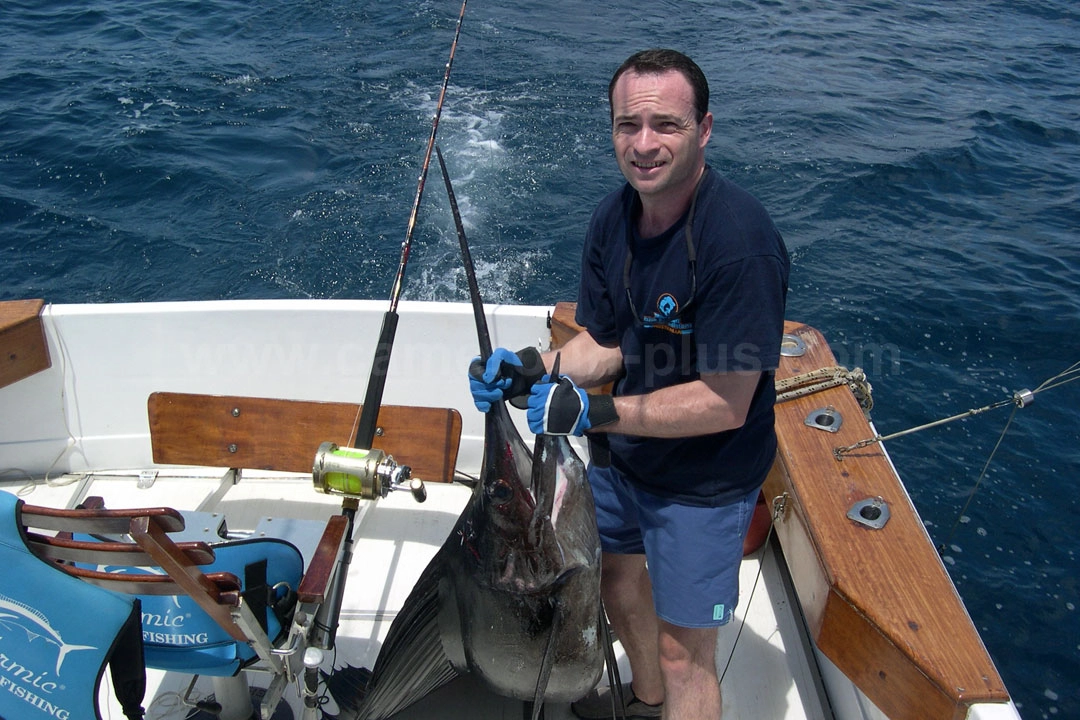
left=356, top=0, right=469, bottom=447
left=435, top=146, right=492, bottom=360
left=309, top=0, right=469, bottom=652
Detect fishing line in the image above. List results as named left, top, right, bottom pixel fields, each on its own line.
left=354, top=0, right=469, bottom=448
left=936, top=360, right=1080, bottom=554
left=436, top=10, right=513, bottom=307
left=937, top=403, right=1021, bottom=555
left=718, top=498, right=783, bottom=686
left=386, top=1, right=470, bottom=314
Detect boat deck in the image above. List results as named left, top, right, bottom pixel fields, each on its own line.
left=5, top=469, right=833, bottom=720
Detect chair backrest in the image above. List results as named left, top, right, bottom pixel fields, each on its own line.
left=19, top=496, right=304, bottom=677
left=147, top=392, right=463, bottom=482
left=1, top=490, right=144, bottom=720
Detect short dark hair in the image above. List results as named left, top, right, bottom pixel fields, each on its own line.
left=608, top=49, right=710, bottom=123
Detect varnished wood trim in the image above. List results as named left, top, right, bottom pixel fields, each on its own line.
left=0, top=299, right=51, bottom=389
left=548, top=308, right=1011, bottom=719
left=297, top=514, right=348, bottom=604
left=771, top=320, right=1009, bottom=719
left=147, top=392, right=461, bottom=483
left=20, top=501, right=186, bottom=534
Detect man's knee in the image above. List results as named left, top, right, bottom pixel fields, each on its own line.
left=657, top=623, right=718, bottom=676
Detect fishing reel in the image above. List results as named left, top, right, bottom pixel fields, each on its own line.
left=312, top=441, right=426, bottom=503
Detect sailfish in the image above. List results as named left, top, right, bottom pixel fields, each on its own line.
left=324, top=149, right=607, bottom=720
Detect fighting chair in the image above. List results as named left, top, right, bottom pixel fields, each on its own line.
left=14, top=492, right=347, bottom=720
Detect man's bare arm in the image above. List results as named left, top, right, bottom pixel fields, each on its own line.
left=541, top=329, right=623, bottom=389
left=601, top=370, right=761, bottom=438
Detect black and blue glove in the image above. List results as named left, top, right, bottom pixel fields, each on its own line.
left=468, top=346, right=546, bottom=412
left=527, top=374, right=618, bottom=436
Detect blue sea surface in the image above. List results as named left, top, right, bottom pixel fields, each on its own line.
left=2, top=1, right=1078, bottom=716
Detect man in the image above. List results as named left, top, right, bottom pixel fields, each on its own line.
left=470, top=49, right=788, bottom=719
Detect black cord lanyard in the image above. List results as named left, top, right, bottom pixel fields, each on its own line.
left=622, top=178, right=702, bottom=325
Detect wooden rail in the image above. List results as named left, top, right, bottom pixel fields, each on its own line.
left=148, top=392, right=462, bottom=483
left=0, top=299, right=51, bottom=389
left=765, top=320, right=1009, bottom=720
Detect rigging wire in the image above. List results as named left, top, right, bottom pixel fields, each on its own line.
left=937, top=402, right=1022, bottom=555
left=833, top=360, right=1080, bottom=461
left=720, top=363, right=1079, bottom=685
left=935, top=360, right=1080, bottom=554
left=830, top=360, right=1080, bottom=553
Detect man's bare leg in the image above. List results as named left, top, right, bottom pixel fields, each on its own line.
left=658, top=620, right=721, bottom=720
left=600, top=551, right=664, bottom=705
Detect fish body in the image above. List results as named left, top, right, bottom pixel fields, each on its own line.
left=329, top=403, right=603, bottom=720
left=438, top=405, right=602, bottom=703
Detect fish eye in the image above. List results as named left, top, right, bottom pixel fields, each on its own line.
left=487, top=479, right=515, bottom=505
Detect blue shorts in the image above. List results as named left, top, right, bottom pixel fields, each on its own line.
left=589, top=463, right=760, bottom=628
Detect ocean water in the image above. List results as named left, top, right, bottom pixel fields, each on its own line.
left=2, top=0, right=1078, bottom=716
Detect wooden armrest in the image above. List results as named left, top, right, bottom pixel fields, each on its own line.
left=129, top=515, right=247, bottom=640
left=296, top=515, right=349, bottom=604
left=20, top=498, right=248, bottom=641
left=71, top=566, right=242, bottom=602
left=21, top=502, right=185, bottom=535
left=27, top=531, right=215, bottom=567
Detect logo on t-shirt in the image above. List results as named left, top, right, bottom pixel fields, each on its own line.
left=642, top=293, right=694, bottom=334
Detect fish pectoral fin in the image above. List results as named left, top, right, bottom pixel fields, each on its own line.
left=530, top=596, right=563, bottom=720
left=552, top=565, right=585, bottom=588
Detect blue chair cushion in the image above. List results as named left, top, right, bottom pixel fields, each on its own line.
left=0, top=490, right=143, bottom=720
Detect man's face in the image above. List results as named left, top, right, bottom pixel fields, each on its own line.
left=610, top=69, right=712, bottom=206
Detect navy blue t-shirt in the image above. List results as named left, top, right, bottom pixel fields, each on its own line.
left=576, top=166, right=789, bottom=506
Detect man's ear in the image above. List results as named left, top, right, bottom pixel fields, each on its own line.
left=699, top=112, right=714, bottom=147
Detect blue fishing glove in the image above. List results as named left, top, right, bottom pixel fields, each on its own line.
left=527, top=374, right=618, bottom=436
left=468, top=347, right=546, bottom=412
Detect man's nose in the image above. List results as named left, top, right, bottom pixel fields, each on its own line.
left=633, top=126, right=660, bottom=153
